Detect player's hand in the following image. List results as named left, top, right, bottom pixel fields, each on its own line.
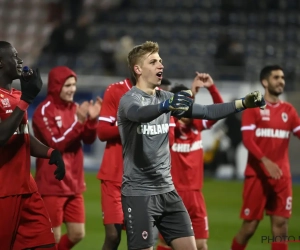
left=20, top=67, right=43, bottom=104
left=261, top=157, right=282, bottom=180
left=76, top=101, right=89, bottom=123
left=191, top=72, right=204, bottom=95
left=243, top=91, right=266, bottom=109
left=48, top=149, right=65, bottom=180
left=159, top=90, right=193, bottom=113
left=197, top=72, right=214, bottom=88
left=88, top=96, right=102, bottom=120
left=235, top=91, right=266, bottom=111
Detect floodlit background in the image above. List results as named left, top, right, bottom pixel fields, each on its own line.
left=1, top=0, right=300, bottom=249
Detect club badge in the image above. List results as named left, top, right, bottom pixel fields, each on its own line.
left=282, top=112, right=288, bottom=122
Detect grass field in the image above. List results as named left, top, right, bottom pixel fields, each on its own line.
left=61, top=173, right=300, bottom=250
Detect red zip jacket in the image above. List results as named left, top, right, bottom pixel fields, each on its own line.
left=32, top=66, right=98, bottom=196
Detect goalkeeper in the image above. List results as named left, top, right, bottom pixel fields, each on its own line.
left=117, top=41, right=266, bottom=250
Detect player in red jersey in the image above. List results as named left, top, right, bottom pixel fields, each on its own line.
left=0, top=41, right=65, bottom=250
left=32, top=66, right=101, bottom=250
left=231, top=65, right=300, bottom=250
left=157, top=73, right=224, bottom=250
left=97, top=77, right=133, bottom=249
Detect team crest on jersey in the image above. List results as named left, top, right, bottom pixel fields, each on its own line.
left=244, top=208, right=250, bottom=216
left=55, top=116, right=62, bottom=128
left=260, top=109, right=270, bottom=121
left=1, top=98, right=11, bottom=108
left=282, top=112, right=288, bottom=122
left=142, top=231, right=148, bottom=239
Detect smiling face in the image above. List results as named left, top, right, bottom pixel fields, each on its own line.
left=0, top=44, right=23, bottom=80
left=262, top=69, right=285, bottom=97
left=60, top=76, right=76, bottom=102
left=136, top=52, right=164, bottom=88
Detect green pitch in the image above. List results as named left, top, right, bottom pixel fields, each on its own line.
left=63, top=174, right=300, bottom=250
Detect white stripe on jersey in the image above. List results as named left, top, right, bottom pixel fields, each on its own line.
left=293, top=125, right=300, bottom=133
left=241, top=124, right=256, bottom=131
left=124, top=79, right=131, bottom=91
left=99, top=117, right=113, bottom=123
left=40, top=101, right=78, bottom=144
left=41, top=101, right=51, bottom=115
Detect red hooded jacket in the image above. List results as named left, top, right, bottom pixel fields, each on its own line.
left=32, top=66, right=98, bottom=195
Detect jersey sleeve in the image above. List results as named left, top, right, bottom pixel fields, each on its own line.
left=193, top=119, right=206, bottom=131
left=290, top=106, right=300, bottom=138
left=81, top=118, right=98, bottom=144
left=200, top=85, right=224, bottom=129
left=32, top=103, right=83, bottom=152
left=97, top=85, right=120, bottom=141
left=99, top=85, right=117, bottom=124
left=208, top=84, right=223, bottom=104
left=119, top=93, right=142, bottom=120
left=241, top=108, right=264, bottom=160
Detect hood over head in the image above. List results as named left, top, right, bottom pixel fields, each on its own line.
left=47, top=66, right=77, bottom=103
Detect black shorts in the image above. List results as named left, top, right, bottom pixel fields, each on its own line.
left=122, top=190, right=194, bottom=249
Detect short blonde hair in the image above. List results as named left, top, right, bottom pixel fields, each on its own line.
left=127, top=41, right=159, bottom=79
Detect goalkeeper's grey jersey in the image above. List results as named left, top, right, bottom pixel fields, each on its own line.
left=117, top=86, right=175, bottom=196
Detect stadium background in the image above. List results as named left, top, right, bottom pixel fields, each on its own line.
left=1, top=0, right=300, bottom=249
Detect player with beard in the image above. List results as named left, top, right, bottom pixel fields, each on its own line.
left=117, top=41, right=266, bottom=250
left=231, top=65, right=300, bottom=250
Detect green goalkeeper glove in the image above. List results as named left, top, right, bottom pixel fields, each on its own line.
left=235, top=90, right=266, bottom=111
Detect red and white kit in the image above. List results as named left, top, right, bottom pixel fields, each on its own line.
left=240, top=101, right=300, bottom=220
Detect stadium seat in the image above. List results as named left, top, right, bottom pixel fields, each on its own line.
left=209, top=11, right=221, bottom=24
left=286, top=12, right=297, bottom=25
left=191, top=11, right=210, bottom=25
left=247, top=13, right=259, bottom=26
left=188, top=42, right=207, bottom=57
left=170, top=28, right=190, bottom=41
left=176, top=12, right=192, bottom=25
left=168, top=43, right=188, bottom=56
left=1, top=0, right=299, bottom=82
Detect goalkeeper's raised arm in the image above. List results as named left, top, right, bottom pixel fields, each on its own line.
left=178, top=90, right=266, bottom=120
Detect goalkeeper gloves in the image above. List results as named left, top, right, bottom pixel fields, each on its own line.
left=20, top=67, right=43, bottom=104
left=159, top=90, right=193, bottom=113
left=235, top=90, right=266, bottom=111
left=48, top=149, right=66, bottom=180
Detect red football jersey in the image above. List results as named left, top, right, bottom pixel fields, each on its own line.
left=0, top=88, right=37, bottom=197
left=170, top=85, right=223, bottom=191
left=170, top=119, right=209, bottom=191
left=241, top=101, right=300, bottom=177
left=97, top=79, right=132, bottom=182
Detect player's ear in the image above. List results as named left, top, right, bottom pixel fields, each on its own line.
left=261, top=79, right=268, bottom=88
left=134, top=65, right=142, bottom=75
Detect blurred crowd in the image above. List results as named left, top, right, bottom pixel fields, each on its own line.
left=37, top=0, right=298, bottom=85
